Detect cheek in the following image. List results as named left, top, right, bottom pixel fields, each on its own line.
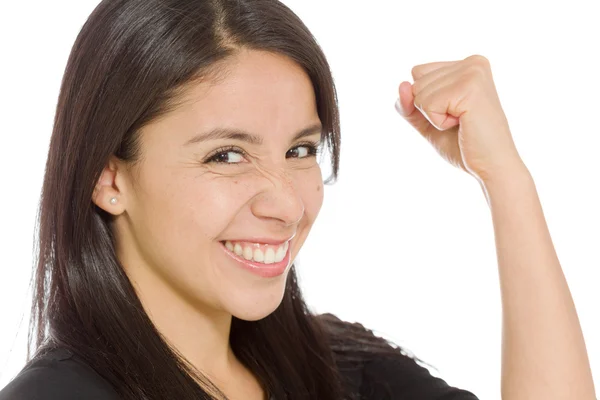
left=182, top=177, right=255, bottom=238
left=136, top=170, right=251, bottom=253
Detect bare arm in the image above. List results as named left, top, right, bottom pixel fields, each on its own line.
left=481, top=163, right=596, bottom=400
left=396, top=55, right=596, bottom=399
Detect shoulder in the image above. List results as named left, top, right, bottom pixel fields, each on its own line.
left=317, top=313, right=480, bottom=400
left=0, top=347, right=119, bottom=400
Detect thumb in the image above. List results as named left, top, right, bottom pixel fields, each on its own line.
left=395, top=81, right=431, bottom=133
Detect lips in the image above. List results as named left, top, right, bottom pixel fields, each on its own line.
left=219, top=240, right=291, bottom=278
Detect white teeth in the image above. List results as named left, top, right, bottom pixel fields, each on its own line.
left=264, top=248, right=275, bottom=264
left=275, top=246, right=285, bottom=262
left=233, top=243, right=243, bottom=256
left=253, top=248, right=264, bottom=262
left=224, top=240, right=289, bottom=264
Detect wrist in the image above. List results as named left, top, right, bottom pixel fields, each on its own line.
left=477, top=156, right=530, bottom=186
left=476, top=160, right=532, bottom=204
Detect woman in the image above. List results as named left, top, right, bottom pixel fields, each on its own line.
left=0, top=0, right=595, bottom=399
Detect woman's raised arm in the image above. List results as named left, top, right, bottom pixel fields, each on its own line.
left=395, top=55, right=596, bottom=400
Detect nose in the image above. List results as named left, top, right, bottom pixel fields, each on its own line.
left=250, top=169, right=304, bottom=227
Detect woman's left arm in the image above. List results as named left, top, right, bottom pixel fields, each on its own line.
left=395, top=54, right=596, bottom=400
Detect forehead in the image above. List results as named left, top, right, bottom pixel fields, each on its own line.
left=174, top=49, right=319, bottom=131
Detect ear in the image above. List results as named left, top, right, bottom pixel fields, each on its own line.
left=92, top=156, right=127, bottom=215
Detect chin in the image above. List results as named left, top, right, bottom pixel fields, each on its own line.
left=228, top=284, right=287, bottom=321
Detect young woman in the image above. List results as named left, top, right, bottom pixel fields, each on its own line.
left=0, top=0, right=595, bottom=399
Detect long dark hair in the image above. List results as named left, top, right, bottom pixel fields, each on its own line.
left=29, top=1, right=423, bottom=399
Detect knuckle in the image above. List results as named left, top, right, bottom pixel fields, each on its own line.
left=411, top=65, right=422, bottom=80
left=467, top=54, right=490, bottom=66
left=412, top=78, right=424, bottom=94
left=462, top=59, right=490, bottom=83
left=465, top=55, right=491, bottom=75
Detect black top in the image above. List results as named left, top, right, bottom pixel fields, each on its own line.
left=0, top=346, right=479, bottom=399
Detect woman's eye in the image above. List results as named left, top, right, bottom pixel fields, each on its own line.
left=287, top=143, right=319, bottom=159
left=206, top=149, right=246, bottom=164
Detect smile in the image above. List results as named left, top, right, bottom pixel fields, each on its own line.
left=219, top=239, right=292, bottom=278
left=222, top=240, right=289, bottom=264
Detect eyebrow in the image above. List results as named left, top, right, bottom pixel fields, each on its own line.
left=183, top=123, right=324, bottom=147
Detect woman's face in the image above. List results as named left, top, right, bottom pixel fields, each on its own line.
left=108, top=49, right=324, bottom=321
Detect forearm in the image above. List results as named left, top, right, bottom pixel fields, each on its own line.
left=480, top=165, right=595, bottom=400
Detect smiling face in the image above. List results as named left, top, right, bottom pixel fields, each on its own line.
left=106, top=49, right=324, bottom=321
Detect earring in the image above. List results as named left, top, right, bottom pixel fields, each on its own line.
left=110, top=197, right=118, bottom=205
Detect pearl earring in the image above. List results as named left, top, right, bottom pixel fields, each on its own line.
left=110, top=197, right=118, bottom=205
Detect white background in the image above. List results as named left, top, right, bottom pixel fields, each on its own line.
left=1, top=1, right=599, bottom=399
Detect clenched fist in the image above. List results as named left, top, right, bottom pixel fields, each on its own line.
left=396, top=55, right=525, bottom=183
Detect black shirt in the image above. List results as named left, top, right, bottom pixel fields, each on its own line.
left=0, top=346, right=479, bottom=399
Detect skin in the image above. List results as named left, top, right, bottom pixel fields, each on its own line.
left=397, top=55, right=596, bottom=399
left=93, top=48, right=324, bottom=399
left=92, top=49, right=597, bottom=399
